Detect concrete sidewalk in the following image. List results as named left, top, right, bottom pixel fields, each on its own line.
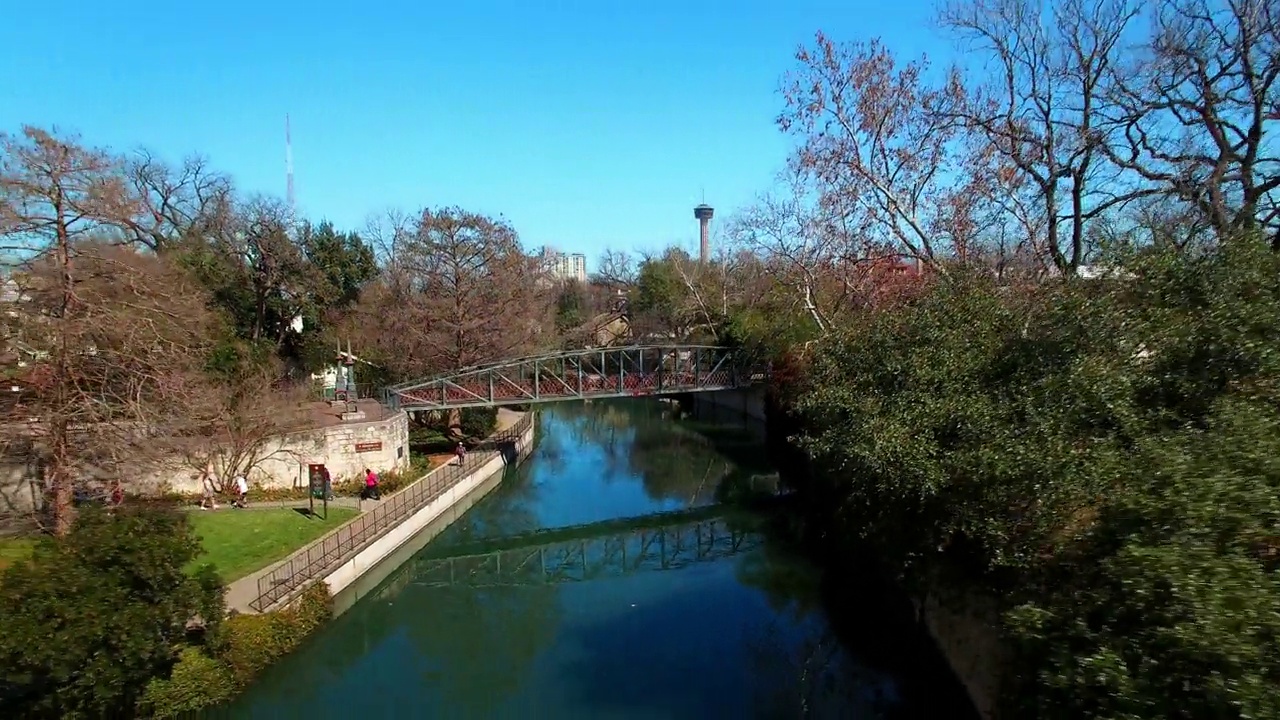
left=195, top=497, right=364, bottom=512
left=221, top=409, right=527, bottom=614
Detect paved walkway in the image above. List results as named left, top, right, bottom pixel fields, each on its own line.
left=222, top=408, right=527, bottom=614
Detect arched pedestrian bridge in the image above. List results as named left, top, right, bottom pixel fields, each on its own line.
left=375, top=505, right=763, bottom=597
left=385, top=345, right=767, bottom=411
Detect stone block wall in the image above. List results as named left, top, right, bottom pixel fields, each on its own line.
left=0, top=450, right=41, bottom=518
left=0, top=411, right=412, bottom=511
left=154, top=411, right=412, bottom=494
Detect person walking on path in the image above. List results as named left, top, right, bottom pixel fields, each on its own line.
left=362, top=468, right=380, bottom=501
left=233, top=474, right=249, bottom=508
left=200, top=472, right=219, bottom=510
left=454, top=441, right=467, bottom=466
left=322, top=466, right=335, bottom=501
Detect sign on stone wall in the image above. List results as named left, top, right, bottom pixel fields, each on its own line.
left=354, top=441, right=382, bottom=453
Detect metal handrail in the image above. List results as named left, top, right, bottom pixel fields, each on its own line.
left=249, top=412, right=535, bottom=611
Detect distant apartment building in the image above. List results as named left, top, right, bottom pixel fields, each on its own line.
left=539, top=247, right=588, bottom=283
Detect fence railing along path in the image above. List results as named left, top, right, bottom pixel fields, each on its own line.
left=249, top=412, right=535, bottom=612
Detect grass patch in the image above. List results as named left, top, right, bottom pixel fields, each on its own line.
left=186, top=507, right=358, bottom=581
left=0, top=537, right=36, bottom=574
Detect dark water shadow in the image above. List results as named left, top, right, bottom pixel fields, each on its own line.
left=669, top=408, right=980, bottom=719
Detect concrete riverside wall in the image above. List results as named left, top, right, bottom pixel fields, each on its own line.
left=321, top=414, right=536, bottom=603
left=919, top=588, right=1004, bottom=720
left=0, top=412, right=411, bottom=516
left=691, top=386, right=767, bottom=423
left=327, top=466, right=511, bottom=617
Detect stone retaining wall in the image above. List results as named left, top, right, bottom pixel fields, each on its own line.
left=0, top=410, right=411, bottom=515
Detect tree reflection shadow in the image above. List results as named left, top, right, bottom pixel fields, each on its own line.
left=731, top=515, right=981, bottom=720
left=563, top=400, right=775, bottom=506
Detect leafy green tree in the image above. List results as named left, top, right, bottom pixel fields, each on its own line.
left=554, top=279, right=588, bottom=332
left=173, top=199, right=315, bottom=352
left=631, top=254, right=692, bottom=339
left=0, top=507, right=223, bottom=719
left=298, top=221, right=377, bottom=309
left=290, top=221, right=377, bottom=370
left=786, top=238, right=1280, bottom=719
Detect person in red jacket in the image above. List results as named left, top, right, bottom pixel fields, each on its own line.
left=362, top=467, right=380, bottom=501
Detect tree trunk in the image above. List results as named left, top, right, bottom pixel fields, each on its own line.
left=48, top=421, right=74, bottom=536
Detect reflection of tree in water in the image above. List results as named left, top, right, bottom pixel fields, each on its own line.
left=736, top=543, right=901, bottom=719
left=744, top=614, right=899, bottom=719
left=517, top=405, right=617, bottom=479
left=563, top=400, right=773, bottom=505
left=556, top=403, right=638, bottom=483
left=735, top=540, right=826, bottom=619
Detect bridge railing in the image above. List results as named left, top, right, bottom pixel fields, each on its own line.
left=249, top=412, right=536, bottom=612
left=386, top=345, right=770, bottom=411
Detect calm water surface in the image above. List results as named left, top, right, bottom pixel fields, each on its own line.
left=228, top=400, right=975, bottom=719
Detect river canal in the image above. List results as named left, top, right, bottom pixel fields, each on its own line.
left=228, top=400, right=976, bottom=719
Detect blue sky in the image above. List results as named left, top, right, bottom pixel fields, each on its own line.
left=0, top=0, right=948, bottom=266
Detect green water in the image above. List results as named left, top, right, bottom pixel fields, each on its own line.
left=227, top=400, right=976, bottom=719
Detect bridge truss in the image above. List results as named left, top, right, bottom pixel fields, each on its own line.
left=390, top=515, right=762, bottom=591
left=386, top=345, right=766, bottom=411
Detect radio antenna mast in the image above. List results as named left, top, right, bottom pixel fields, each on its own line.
left=285, top=114, right=295, bottom=213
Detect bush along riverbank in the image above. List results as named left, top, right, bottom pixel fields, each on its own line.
left=139, top=582, right=332, bottom=717
left=765, top=240, right=1280, bottom=720
left=0, top=505, right=333, bottom=719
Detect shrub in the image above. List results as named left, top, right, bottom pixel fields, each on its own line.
left=1006, top=399, right=1280, bottom=718
left=409, top=426, right=451, bottom=453
left=138, top=582, right=333, bottom=718
left=459, top=406, right=498, bottom=438
left=0, top=506, right=223, bottom=719
left=213, top=581, right=332, bottom=685
left=138, top=647, right=237, bottom=718
left=786, top=240, right=1280, bottom=718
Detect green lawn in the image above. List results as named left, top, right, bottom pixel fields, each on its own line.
left=0, top=537, right=36, bottom=574
left=186, top=507, right=358, bottom=582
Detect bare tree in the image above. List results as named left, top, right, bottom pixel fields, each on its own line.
left=727, top=175, right=861, bottom=334
left=351, top=206, right=554, bottom=384
left=122, top=151, right=233, bottom=252
left=1102, top=0, right=1280, bottom=247
left=363, top=207, right=417, bottom=270
left=181, top=364, right=311, bottom=489
left=668, top=242, right=762, bottom=342
left=403, top=208, right=552, bottom=370
left=592, top=248, right=639, bottom=290
left=0, top=131, right=220, bottom=533
left=940, top=0, right=1145, bottom=274
left=779, top=33, right=982, bottom=267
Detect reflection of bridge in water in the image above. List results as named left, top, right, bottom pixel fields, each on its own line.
left=376, top=505, right=763, bottom=598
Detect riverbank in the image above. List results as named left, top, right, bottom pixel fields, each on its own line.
left=226, top=400, right=975, bottom=718
left=227, top=408, right=534, bottom=614
left=139, top=410, right=537, bottom=717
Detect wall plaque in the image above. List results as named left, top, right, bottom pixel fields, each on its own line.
left=354, top=441, right=382, bottom=453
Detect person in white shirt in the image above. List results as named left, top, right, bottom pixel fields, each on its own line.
left=233, top=475, right=249, bottom=508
